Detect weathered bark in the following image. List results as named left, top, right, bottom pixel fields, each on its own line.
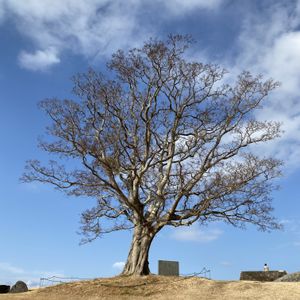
left=122, top=225, right=155, bottom=275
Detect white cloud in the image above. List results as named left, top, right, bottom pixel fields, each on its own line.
left=171, top=226, right=222, bottom=242
left=227, top=1, right=300, bottom=169
left=0, top=261, right=64, bottom=288
left=220, top=261, right=232, bottom=267
left=112, top=261, right=125, bottom=270
left=20, top=182, right=41, bottom=192
left=18, top=48, right=60, bottom=71
left=0, top=2, right=5, bottom=23
left=0, top=0, right=148, bottom=69
left=0, top=0, right=225, bottom=71
left=262, top=32, right=300, bottom=94
left=0, top=262, right=25, bottom=274
left=281, top=219, right=300, bottom=234
left=160, top=0, right=223, bottom=15
left=277, top=219, right=300, bottom=248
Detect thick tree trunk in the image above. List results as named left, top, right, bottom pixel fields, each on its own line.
left=121, top=225, right=155, bottom=276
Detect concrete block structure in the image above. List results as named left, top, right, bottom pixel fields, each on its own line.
left=240, top=271, right=287, bottom=281
left=158, top=260, right=179, bottom=276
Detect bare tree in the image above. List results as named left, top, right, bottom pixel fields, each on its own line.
left=22, top=35, right=282, bottom=276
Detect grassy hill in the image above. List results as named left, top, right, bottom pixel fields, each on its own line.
left=2, top=275, right=300, bottom=299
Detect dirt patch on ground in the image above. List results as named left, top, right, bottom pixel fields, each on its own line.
left=1, top=275, right=300, bottom=300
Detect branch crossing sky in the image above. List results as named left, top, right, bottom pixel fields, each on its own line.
left=1, top=0, right=300, bottom=286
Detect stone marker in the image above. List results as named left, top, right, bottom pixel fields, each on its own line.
left=10, top=281, right=28, bottom=293
left=158, top=260, right=179, bottom=276
left=240, top=271, right=287, bottom=282
left=0, top=285, right=10, bottom=294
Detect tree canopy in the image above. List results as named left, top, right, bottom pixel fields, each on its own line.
left=22, top=35, right=282, bottom=275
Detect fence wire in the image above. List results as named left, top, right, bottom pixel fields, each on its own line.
left=39, top=276, right=93, bottom=287
left=39, top=267, right=211, bottom=288
left=180, top=267, right=211, bottom=279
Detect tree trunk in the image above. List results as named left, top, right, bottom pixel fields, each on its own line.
left=121, top=224, right=155, bottom=276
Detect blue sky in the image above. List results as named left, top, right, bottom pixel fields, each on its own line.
left=1, top=0, right=300, bottom=287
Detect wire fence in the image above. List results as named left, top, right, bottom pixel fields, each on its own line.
left=39, top=267, right=211, bottom=287
left=39, top=276, right=93, bottom=287
left=180, top=267, right=211, bottom=279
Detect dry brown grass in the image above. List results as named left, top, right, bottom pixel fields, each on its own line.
left=1, top=275, right=300, bottom=300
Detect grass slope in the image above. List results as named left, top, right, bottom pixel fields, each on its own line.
left=1, top=275, right=300, bottom=299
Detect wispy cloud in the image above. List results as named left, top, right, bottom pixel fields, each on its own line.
left=112, top=261, right=125, bottom=270
left=0, top=2, right=5, bottom=23
left=18, top=48, right=60, bottom=71
left=0, top=262, right=25, bottom=275
left=229, top=1, right=300, bottom=169
left=280, top=219, right=300, bottom=234
left=276, top=219, right=300, bottom=249
left=159, top=0, right=223, bottom=16
left=0, top=0, right=224, bottom=71
left=171, top=225, right=222, bottom=242
left=220, top=261, right=232, bottom=267
left=2, top=0, right=299, bottom=169
left=19, top=182, right=41, bottom=192
left=1, top=0, right=148, bottom=69
left=0, top=262, right=64, bottom=287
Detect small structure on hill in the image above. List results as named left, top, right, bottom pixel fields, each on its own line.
left=240, top=270, right=287, bottom=281
left=158, top=260, right=179, bottom=276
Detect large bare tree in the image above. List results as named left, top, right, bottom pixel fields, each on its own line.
left=22, top=35, right=282, bottom=276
